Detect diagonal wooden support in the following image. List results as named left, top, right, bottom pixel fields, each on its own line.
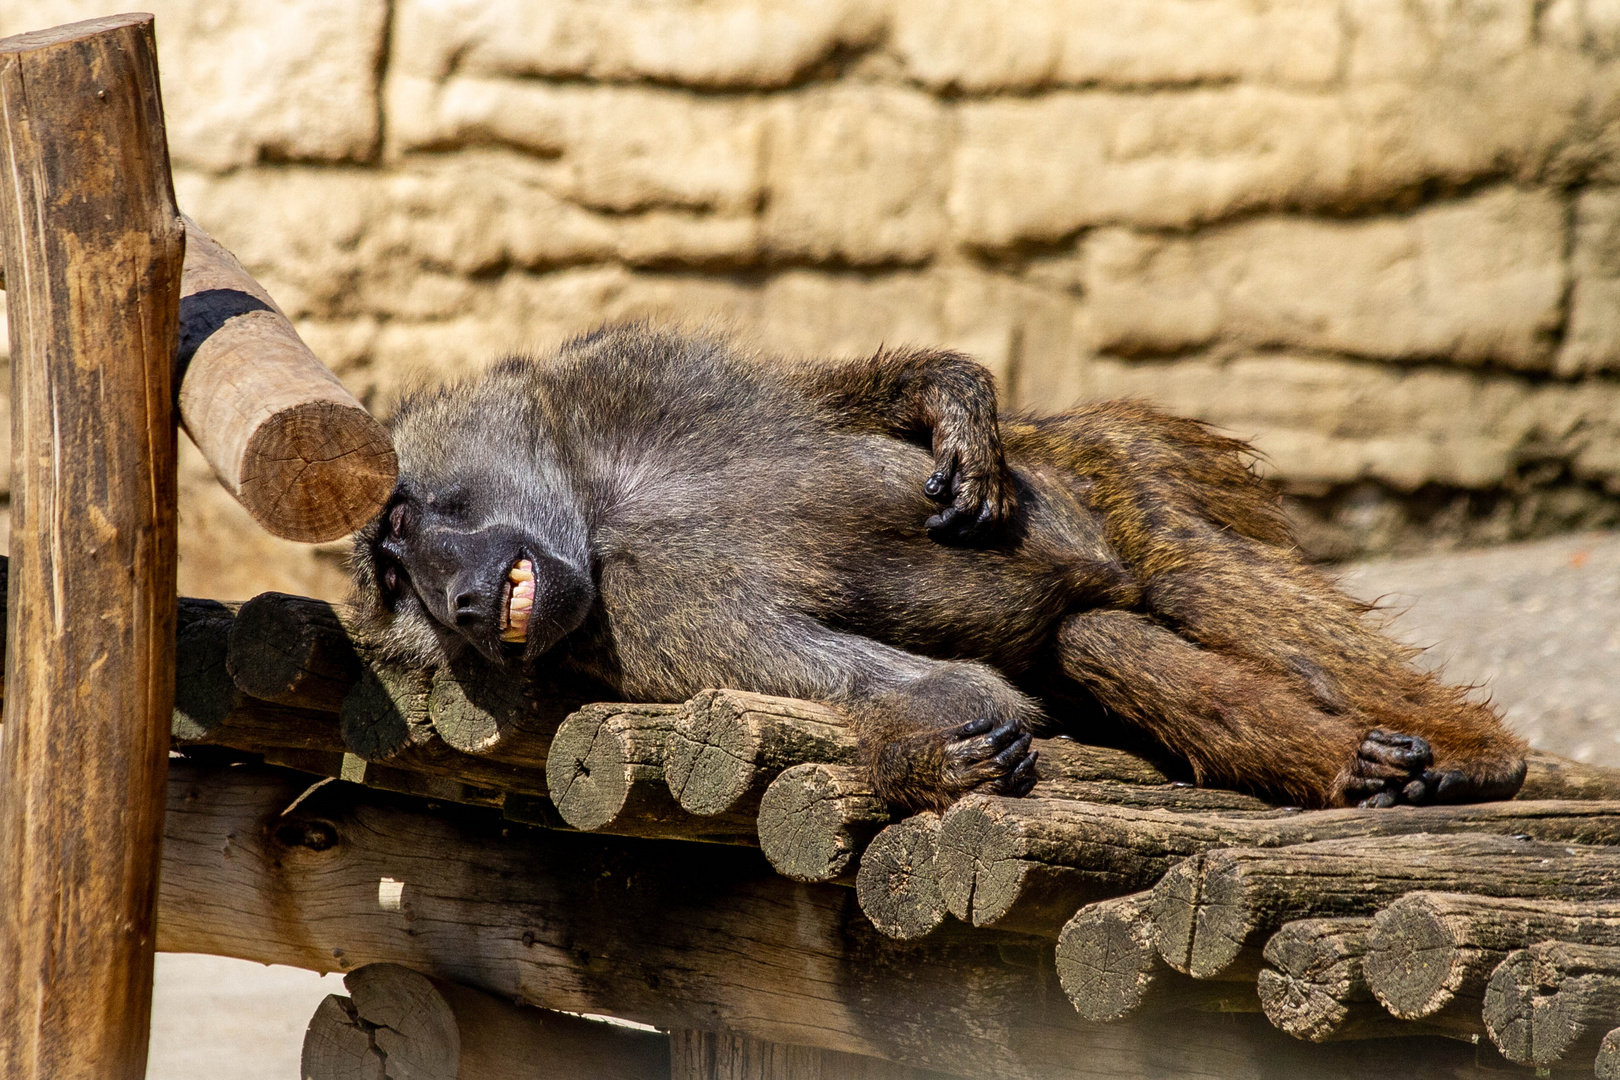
left=0, top=14, right=184, bottom=1080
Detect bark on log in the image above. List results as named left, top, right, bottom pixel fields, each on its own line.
left=757, top=763, right=891, bottom=884
left=175, top=215, right=395, bottom=542
left=154, top=760, right=1528, bottom=1080
left=669, top=1030, right=960, bottom=1080
left=0, top=16, right=184, bottom=1080
left=855, top=813, right=948, bottom=940
left=227, top=592, right=363, bottom=713
left=1055, top=893, right=1256, bottom=1023
left=1362, top=892, right=1620, bottom=1027
left=1152, top=834, right=1620, bottom=981
left=1254, top=918, right=1467, bottom=1042
left=1599, top=1028, right=1620, bottom=1080
left=1483, top=941, right=1620, bottom=1069
left=546, top=703, right=754, bottom=841
left=937, top=794, right=1620, bottom=938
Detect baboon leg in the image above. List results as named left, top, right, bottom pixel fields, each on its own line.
left=1133, top=526, right=1527, bottom=804
left=782, top=347, right=1013, bottom=542
left=1055, top=609, right=1392, bottom=808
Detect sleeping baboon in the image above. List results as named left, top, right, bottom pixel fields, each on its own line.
left=352, top=324, right=1527, bottom=811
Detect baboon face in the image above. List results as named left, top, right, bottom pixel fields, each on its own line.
left=351, top=372, right=595, bottom=668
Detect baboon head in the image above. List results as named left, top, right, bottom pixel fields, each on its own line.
left=351, top=361, right=595, bottom=667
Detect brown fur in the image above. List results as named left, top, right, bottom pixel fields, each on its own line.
left=353, top=325, right=1526, bottom=812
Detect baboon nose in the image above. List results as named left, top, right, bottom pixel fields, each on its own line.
left=453, top=591, right=480, bottom=625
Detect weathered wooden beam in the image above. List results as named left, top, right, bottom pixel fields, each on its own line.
left=936, top=794, right=1620, bottom=938
left=665, top=690, right=853, bottom=817
left=1152, top=834, right=1620, bottom=981
left=171, top=599, right=243, bottom=741
left=854, top=813, right=949, bottom=940
left=1254, top=917, right=1469, bottom=1042
left=757, top=763, right=891, bottom=884
left=341, top=657, right=435, bottom=762
left=1519, top=750, right=1620, bottom=801
left=302, top=962, right=672, bottom=1080
left=0, top=15, right=184, bottom=1080
left=154, top=760, right=1534, bottom=1080
left=1483, top=941, right=1620, bottom=1069
left=1362, top=892, right=1620, bottom=1027
left=546, top=703, right=754, bottom=842
left=1055, top=893, right=1255, bottom=1024
left=175, top=215, right=395, bottom=542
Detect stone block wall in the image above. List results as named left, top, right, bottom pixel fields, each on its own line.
left=2, top=0, right=1620, bottom=600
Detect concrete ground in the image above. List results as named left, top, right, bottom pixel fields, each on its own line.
left=147, top=530, right=1620, bottom=1078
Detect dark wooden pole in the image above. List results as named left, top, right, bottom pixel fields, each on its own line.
left=0, top=15, right=184, bottom=1080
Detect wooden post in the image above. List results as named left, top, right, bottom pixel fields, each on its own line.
left=0, top=14, right=185, bottom=1080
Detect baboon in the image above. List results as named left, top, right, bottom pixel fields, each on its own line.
left=352, top=324, right=1527, bottom=811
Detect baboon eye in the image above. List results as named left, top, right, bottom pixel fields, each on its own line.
left=388, top=501, right=413, bottom=538
left=382, top=564, right=399, bottom=593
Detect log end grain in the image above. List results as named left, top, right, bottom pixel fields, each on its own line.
left=339, top=663, right=433, bottom=763
left=427, top=660, right=538, bottom=758
left=172, top=600, right=240, bottom=741
left=757, top=763, right=890, bottom=884
left=1256, top=918, right=1375, bottom=1043
left=1148, top=853, right=1256, bottom=979
left=1055, top=894, right=1161, bottom=1023
left=856, top=813, right=947, bottom=940
left=226, top=592, right=361, bottom=712
left=237, top=398, right=397, bottom=543
left=547, top=709, right=635, bottom=832
left=1598, top=1027, right=1620, bottom=1080
left=302, top=964, right=459, bottom=1080
left=664, top=689, right=763, bottom=817
left=1362, top=896, right=1470, bottom=1021
left=935, top=796, right=1040, bottom=930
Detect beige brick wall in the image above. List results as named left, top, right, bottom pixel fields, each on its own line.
left=3, top=0, right=1620, bottom=598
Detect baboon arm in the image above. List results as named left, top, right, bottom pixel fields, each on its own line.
left=782, top=347, right=1014, bottom=542
left=1055, top=609, right=1358, bottom=807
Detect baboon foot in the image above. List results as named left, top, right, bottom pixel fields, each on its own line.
left=874, top=714, right=1038, bottom=811
left=1341, top=729, right=1433, bottom=807
left=923, top=455, right=1014, bottom=544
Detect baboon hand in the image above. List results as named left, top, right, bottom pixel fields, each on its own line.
left=873, top=714, right=1038, bottom=811
left=1340, top=729, right=1434, bottom=807
left=923, top=444, right=1016, bottom=544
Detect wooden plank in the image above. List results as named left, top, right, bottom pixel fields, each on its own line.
left=668, top=1031, right=959, bottom=1080
left=0, top=14, right=184, bottom=1080
left=153, top=760, right=1533, bottom=1080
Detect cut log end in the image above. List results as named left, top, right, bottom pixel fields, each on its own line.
left=547, top=709, right=635, bottom=832
left=936, top=797, right=1036, bottom=930
left=1483, top=942, right=1620, bottom=1069
left=427, top=661, right=535, bottom=757
left=237, top=398, right=397, bottom=543
left=1598, top=1027, right=1620, bottom=1080
left=1256, top=918, right=1376, bottom=1043
left=226, top=592, right=361, bottom=712
left=1055, top=894, right=1161, bottom=1023
left=855, top=813, right=947, bottom=940
left=1361, top=896, right=1467, bottom=1021
left=664, top=690, right=762, bottom=817
left=757, top=763, right=889, bottom=884
left=301, top=964, right=459, bottom=1080
left=339, top=663, right=433, bottom=763
left=172, top=600, right=240, bottom=741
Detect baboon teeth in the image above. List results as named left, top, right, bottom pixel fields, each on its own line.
left=501, top=558, right=536, bottom=642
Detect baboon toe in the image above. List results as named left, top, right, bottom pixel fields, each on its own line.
left=941, top=716, right=1037, bottom=797
left=1344, top=729, right=1434, bottom=807
left=923, top=455, right=1013, bottom=545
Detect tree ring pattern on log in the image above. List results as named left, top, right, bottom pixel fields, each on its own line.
left=856, top=814, right=947, bottom=940
left=238, top=398, right=398, bottom=543
left=664, top=692, right=764, bottom=816
left=757, top=763, right=889, bottom=883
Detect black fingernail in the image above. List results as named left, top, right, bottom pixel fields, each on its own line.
left=924, top=471, right=950, bottom=500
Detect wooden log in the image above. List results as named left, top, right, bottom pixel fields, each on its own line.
left=546, top=703, right=754, bottom=841
left=1599, top=1027, right=1620, bottom=1080
left=0, top=15, right=184, bottom=1080
left=757, top=763, right=891, bottom=884
left=936, top=793, right=1620, bottom=938
left=226, top=592, right=363, bottom=713
left=1254, top=918, right=1467, bottom=1042
left=154, top=759, right=1530, bottom=1080
left=341, top=658, right=435, bottom=762
left=1362, top=892, right=1620, bottom=1027
left=1483, top=941, right=1620, bottom=1069
left=1519, top=750, right=1620, bottom=802
left=665, top=690, right=854, bottom=817
left=1055, top=893, right=1255, bottom=1023
left=426, top=655, right=582, bottom=768
left=175, top=215, right=395, bottom=542
left=1152, top=834, right=1620, bottom=981
left=669, top=1030, right=959, bottom=1080
left=171, top=599, right=242, bottom=741
left=855, top=813, right=948, bottom=940
left=303, top=962, right=672, bottom=1080
left=302, top=963, right=459, bottom=1080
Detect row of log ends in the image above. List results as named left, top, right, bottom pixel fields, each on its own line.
left=123, top=582, right=1620, bottom=1071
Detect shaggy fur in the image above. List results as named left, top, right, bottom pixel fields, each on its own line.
left=351, top=324, right=1527, bottom=811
